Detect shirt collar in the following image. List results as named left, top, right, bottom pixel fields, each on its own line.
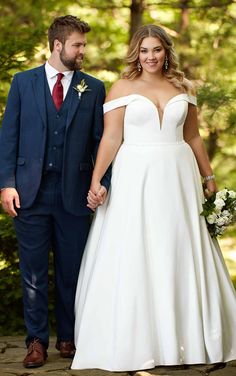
left=45, top=61, right=74, bottom=80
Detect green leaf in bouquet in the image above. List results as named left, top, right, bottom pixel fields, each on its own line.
left=200, top=196, right=216, bottom=217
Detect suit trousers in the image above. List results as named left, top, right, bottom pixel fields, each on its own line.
left=14, top=172, right=91, bottom=348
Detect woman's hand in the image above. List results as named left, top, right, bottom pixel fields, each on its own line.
left=204, top=179, right=218, bottom=198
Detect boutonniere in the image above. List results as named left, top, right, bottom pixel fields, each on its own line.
left=73, top=79, right=91, bottom=100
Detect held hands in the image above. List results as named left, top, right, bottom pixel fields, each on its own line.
left=0, top=188, right=20, bottom=217
left=87, top=180, right=107, bottom=211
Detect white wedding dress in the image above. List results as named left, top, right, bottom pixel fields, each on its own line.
left=71, top=94, right=236, bottom=371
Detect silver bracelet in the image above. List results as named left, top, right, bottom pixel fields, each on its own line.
left=203, top=174, right=215, bottom=182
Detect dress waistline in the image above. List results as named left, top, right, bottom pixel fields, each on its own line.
left=123, top=140, right=186, bottom=147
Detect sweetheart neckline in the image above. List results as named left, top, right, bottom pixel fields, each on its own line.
left=131, top=94, right=186, bottom=129
left=127, top=93, right=188, bottom=131
left=104, top=93, right=195, bottom=131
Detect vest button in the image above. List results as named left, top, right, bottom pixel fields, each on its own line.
left=49, top=163, right=53, bottom=167
left=56, top=114, right=60, bottom=119
left=54, top=131, right=58, bottom=135
left=53, top=146, right=57, bottom=150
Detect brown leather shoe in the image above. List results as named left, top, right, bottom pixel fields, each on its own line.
left=55, top=340, right=75, bottom=358
left=23, top=339, right=47, bottom=368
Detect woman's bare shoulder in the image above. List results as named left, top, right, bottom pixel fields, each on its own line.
left=105, top=79, right=133, bottom=102
left=183, top=78, right=196, bottom=96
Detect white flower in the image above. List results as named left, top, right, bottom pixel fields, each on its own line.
left=73, top=79, right=91, bottom=99
left=214, top=198, right=225, bottom=210
left=224, top=216, right=232, bottom=225
left=228, top=190, right=236, bottom=199
left=222, top=210, right=230, bottom=217
left=216, top=189, right=227, bottom=200
left=207, top=213, right=217, bottom=224
left=215, top=225, right=226, bottom=235
left=216, top=216, right=226, bottom=226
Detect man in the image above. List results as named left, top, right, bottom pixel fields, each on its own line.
left=0, top=15, right=110, bottom=368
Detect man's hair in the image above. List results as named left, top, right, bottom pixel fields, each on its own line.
left=48, top=15, right=91, bottom=52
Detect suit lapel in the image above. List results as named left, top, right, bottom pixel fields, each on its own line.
left=32, top=65, right=47, bottom=127
left=66, top=71, right=82, bottom=128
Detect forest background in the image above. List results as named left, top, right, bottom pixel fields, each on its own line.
left=0, top=0, right=235, bottom=335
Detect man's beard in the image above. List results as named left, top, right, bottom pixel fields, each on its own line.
left=60, top=47, right=83, bottom=70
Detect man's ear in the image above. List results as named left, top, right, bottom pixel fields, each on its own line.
left=53, top=39, right=62, bottom=52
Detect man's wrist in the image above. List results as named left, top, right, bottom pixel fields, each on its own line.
left=0, top=187, right=12, bottom=192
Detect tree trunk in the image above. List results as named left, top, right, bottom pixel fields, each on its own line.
left=207, top=130, right=218, bottom=161
left=129, top=0, right=144, bottom=41
left=178, top=0, right=191, bottom=77
left=180, top=0, right=189, bottom=33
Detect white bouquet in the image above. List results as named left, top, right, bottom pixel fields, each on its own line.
left=200, top=188, right=236, bottom=237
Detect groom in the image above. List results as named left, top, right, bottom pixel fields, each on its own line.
left=0, top=15, right=110, bottom=368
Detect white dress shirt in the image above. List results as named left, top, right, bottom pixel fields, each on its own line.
left=45, top=61, right=74, bottom=100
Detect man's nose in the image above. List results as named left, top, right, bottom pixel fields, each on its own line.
left=79, top=45, right=85, bottom=54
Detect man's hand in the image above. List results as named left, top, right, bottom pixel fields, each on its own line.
left=0, top=188, right=20, bottom=217
left=87, top=180, right=107, bottom=211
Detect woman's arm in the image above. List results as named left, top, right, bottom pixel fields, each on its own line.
left=90, top=106, right=124, bottom=187
left=87, top=81, right=127, bottom=209
left=184, top=103, right=217, bottom=194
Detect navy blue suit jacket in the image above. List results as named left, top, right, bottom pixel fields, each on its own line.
left=0, top=65, right=111, bottom=215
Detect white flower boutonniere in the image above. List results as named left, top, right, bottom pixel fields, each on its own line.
left=73, top=79, right=91, bottom=100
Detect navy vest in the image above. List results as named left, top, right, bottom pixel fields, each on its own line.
left=43, top=79, right=71, bottom=173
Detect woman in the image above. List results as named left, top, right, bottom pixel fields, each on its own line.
left=71, top=25, right=236, bottom=371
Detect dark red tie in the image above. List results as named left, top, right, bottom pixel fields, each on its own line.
left=52, top=73, right=64, bottom=111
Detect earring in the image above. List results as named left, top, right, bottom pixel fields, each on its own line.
left=137, top=61, right=142, bottom=72
left=164, top=56, right=168, bottom=70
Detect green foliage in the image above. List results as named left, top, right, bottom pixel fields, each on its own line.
left=0, top=263, right=25, bottom=334
left=200, top=192, right=216, bottom=218
left=197, top=84, right=231, bottom=113
left=0, top=209, right=23, bottom=334
left=0, top=0, right=69, bottom=117
left=0, top=211, right=17, bottom=263
left=0, top=209, right=56, bottom=335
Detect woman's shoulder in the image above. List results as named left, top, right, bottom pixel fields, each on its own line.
left=183, top=78, right=196, bottom=96
left=105, top=79, right=133, bottom=102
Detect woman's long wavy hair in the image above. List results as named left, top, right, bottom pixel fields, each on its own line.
left=122, top=24, right=189, bottom=92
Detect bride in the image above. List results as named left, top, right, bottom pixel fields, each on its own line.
left=71, top=24, right=236, bottom=371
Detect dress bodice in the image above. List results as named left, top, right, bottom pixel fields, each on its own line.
left=103, top=94, right=197, bottom=144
